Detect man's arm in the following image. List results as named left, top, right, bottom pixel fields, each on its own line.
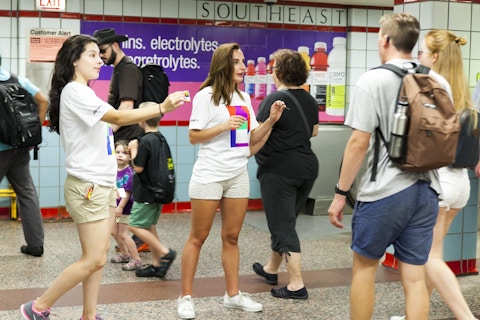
left=33, top=91, right=48, bottom=124
left=111, top=99, right=135, bottom=132
left=328, top=129, right=371, bottom=228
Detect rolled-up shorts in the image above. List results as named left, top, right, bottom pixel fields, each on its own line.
left=351, top=180, right=438, bottom=265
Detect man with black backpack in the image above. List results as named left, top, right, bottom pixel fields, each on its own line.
left=327, top=13, right=453, bottom=320
left=94, top=28, right=149, bottom=252
left=93, top=28, right=145, bottom=142
left=0, top=55, right=48, bottom=257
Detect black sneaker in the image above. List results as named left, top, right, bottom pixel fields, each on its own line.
left=135, top=264, right=164, bottom=277
left=157, top=249, right=177, bottom=277
left=252, top=262, right=278, bottom=285
left=271, top=286, right=308, bottom=299
left=20, top=245, right=43, bottom=257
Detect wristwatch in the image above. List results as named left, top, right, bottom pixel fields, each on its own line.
left=334, top=184, right=349, bottom=196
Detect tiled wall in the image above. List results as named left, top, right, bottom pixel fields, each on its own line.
left=1, top=0, right=480, bottom=219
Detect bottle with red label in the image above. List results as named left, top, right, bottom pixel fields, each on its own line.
left=244, top=60, right=256, bottom=98
left=310, top=41, right=329, bottom=111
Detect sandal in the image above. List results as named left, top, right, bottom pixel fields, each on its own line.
left=157, top=249, right=177, bottom=277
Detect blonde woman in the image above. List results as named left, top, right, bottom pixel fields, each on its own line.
left=392, top=29, right=479, bottom=320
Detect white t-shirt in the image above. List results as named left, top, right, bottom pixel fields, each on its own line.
left=60, top=81, right=116, bottom=186
left=189, top=86, right=259, bottom=183
left=345, top=59, right=449, bottom=201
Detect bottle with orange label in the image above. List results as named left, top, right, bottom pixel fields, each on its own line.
left=298, top=46, right=311, bottom=92
left=266, top=53, right=276, bottom=95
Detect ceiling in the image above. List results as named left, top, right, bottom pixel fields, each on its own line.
left=286, top=0, right=394, bottom=7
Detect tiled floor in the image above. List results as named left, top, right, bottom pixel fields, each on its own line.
left=0, top=212, right=478, bottom=319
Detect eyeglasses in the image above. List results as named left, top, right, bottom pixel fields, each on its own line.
left=99, top=44, right=113, bottom=54
left=418, top=50, right=431, bottom=57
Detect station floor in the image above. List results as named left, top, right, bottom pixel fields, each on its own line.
left=0, top=211, right=479, bottom=320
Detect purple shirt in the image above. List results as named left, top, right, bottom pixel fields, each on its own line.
left=116, top=166, right=134, bottom=215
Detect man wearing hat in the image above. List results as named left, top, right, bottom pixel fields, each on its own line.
left=93, top=28, right=144, bottom=142
left=93, top=28, right=150, bottom=253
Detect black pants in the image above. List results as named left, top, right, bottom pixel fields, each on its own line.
left=259, top=172, right=316, bottom=254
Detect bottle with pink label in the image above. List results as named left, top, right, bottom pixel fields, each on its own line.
left=254, top=57, right=267, bottom=100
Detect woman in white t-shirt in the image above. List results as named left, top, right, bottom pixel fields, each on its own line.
left=177, top=43, right=286, bottom=319
left=20, top=34, right=185, bottom=320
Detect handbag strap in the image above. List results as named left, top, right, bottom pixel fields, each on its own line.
left=279, top=90, right=311, bottom=139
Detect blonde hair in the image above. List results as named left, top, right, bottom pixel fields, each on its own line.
left=425, top=29, right=477, bottom=129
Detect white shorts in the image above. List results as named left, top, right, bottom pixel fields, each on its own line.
left=438, top=167, right=470, bottom=211
left=189, top=170, right=249, bottom=200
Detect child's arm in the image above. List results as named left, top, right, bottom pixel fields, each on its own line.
left=115, top=192, right=130, bottom=217
left=128, top=139, right=145, bottom=173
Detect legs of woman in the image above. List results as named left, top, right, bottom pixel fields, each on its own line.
left=33, top=208, right=114, bottom=318
left=219, top=197, right=248, bottom=296
left=425, top=206, right=477, bottom=320
left=180, top=199, right=219, bottom=296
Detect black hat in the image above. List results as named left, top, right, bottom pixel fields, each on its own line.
left=93, top=28, right=128, bottom=46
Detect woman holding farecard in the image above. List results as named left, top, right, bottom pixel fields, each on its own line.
left=177, top=42, right=286, bottom=319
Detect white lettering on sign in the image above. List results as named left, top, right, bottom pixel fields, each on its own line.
left=196, top=1, right=346, bottom=27
left=36, top=0, right=65, bottom=12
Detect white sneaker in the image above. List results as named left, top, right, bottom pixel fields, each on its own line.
left=390, top=316, right=405, bottom=320
left=177, top=295, right=195, bottom=319
left=223, top=291, right=263, bottom=312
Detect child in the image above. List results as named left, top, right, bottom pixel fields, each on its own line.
left=110, top=140, right=143, bottom=271
left=127, top=108, right=176, bottom=278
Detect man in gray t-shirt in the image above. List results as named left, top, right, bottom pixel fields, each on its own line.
left=328, top=13, right=450, bottom=320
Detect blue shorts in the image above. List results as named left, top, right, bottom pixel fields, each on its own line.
left=351, top=180, right=438, bottom=265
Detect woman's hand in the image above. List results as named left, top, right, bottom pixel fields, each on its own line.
left=225, top=115, right=247, bottom=130
left=268, top=100, right=287, bottom=123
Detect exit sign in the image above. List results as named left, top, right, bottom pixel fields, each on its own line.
left=36, top=0, right=65, bottom=11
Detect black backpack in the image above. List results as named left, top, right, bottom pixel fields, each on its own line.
left=140, top=64, right=170, bottom=104
left=138, top=132, right=175, bottom=204
left=450, top=108, right=480, bottom=169
left=0, top=74, right=42, bottom=149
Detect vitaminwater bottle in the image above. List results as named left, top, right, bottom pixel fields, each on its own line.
left=266, top=54, right=276, bottom=95
left=326, top=37, right=347, bottom=116
left=245, top=60, right=256, bottom=98
left=310, top=41, right=329, bottom=112
left=298, top=46, right=311, bottom=92
left=254, top=57, right=267, bottom=100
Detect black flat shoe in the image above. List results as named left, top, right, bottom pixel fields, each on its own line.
left=20, top=245, right=43, bottom=257
left=271, top=286, right=308, bottom=299
left=252, top=262, right=278, bottom=285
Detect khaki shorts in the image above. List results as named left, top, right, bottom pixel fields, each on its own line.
left=116, top=214, right=130, bottom=224
left=64, top=175, right=116, bottom=224
left=189, top=170, right=249, bottom=200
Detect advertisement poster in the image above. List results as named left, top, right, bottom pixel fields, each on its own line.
left=81, top=22, right=346, bottom=123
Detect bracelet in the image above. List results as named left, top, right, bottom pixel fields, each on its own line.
left=334, top=184, right=349, bottom=196
left=158, top=103, right=164, bottom=117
